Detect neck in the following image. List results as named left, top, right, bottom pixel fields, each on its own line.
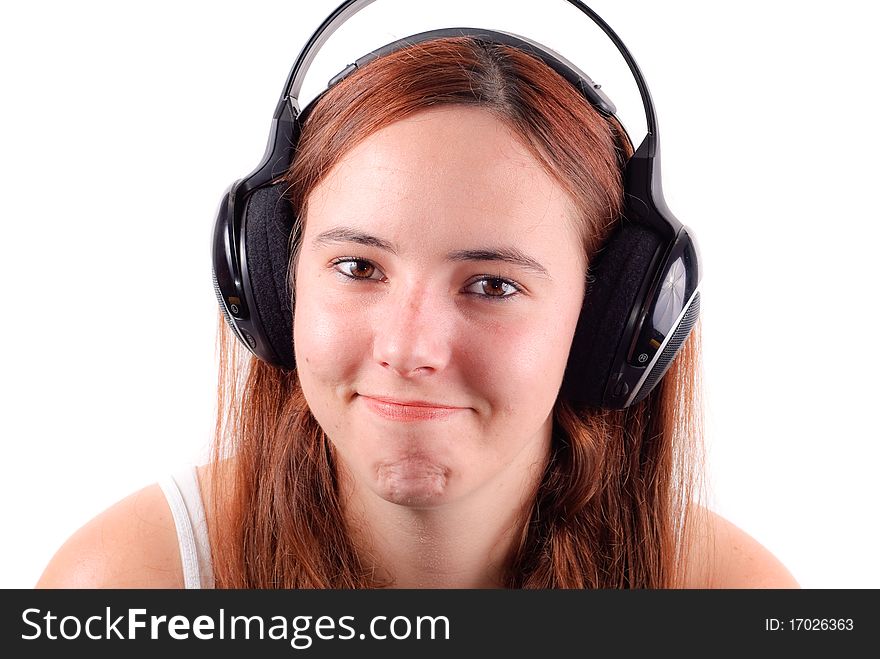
left=339, top=450, right=547, bottom=589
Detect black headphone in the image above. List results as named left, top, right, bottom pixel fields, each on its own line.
left=211, top=0, right=701, bottom=409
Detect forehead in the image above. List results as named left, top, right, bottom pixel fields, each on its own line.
left=304, top=106, right=583, bottom=266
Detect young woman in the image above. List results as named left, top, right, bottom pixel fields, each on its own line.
left=37, top=34, right=798, bottom=589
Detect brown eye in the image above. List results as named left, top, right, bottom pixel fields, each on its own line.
left=463, top=277, right=520, bottom=300
left=332, top=258, right=383, bottom=281
left=347, top=260, right=375, bottom=278
left=482, top=278, right=512, bottom=296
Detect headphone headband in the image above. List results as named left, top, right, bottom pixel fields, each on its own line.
left=247, top=0, right=668, bottom=204
left=283, top=0, right=658, bottom=139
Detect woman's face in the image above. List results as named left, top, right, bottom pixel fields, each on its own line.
left=294, top=106, right=587, bottom=509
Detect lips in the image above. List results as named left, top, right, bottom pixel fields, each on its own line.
left=359, top=395, right=466, bottom=422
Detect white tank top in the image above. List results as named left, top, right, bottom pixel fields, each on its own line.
left=158, top=465, right=215, bottom=589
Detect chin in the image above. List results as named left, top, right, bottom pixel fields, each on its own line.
left=373, top=457, right=454, bottom=508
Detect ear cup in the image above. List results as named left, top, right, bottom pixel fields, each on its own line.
left=562, top=221, right=663, bottom=406
left=242, top=183, right=297, bottom=369
left=628, top=290, right=700, bottom=406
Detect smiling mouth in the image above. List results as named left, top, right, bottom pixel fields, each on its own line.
left=359, top=395, right=466, bottom=422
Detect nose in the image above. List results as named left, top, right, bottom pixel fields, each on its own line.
left=371, top=283, right=453, bottom=378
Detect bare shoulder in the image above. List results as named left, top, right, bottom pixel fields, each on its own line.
left=36, top=482, right=183, bottom=588
left=682, top=506, right=800, bottom=589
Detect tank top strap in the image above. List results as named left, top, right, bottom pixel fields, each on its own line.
left=158, top=465, right=215, bottom=589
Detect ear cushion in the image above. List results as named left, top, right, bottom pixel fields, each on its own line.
left=562, top=221, right=663, bottom=406
left=242, top=183, right=297, bottom=369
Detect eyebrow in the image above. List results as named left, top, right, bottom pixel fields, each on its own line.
left=447, top=248, right=550, bottom=278
left=311, top=227, right=551, bottom=278
left=312, top=227, right=398, bottom=254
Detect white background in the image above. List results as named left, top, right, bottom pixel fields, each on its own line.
left=2, top=0, right=877, bottom=589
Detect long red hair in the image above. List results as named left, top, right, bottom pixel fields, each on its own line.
left=209, top=37, right=706, bottom=588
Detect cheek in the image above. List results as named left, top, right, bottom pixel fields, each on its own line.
left=464, top=301, right=581, bottom=416
left=293, top=282, right=368, bottom=388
